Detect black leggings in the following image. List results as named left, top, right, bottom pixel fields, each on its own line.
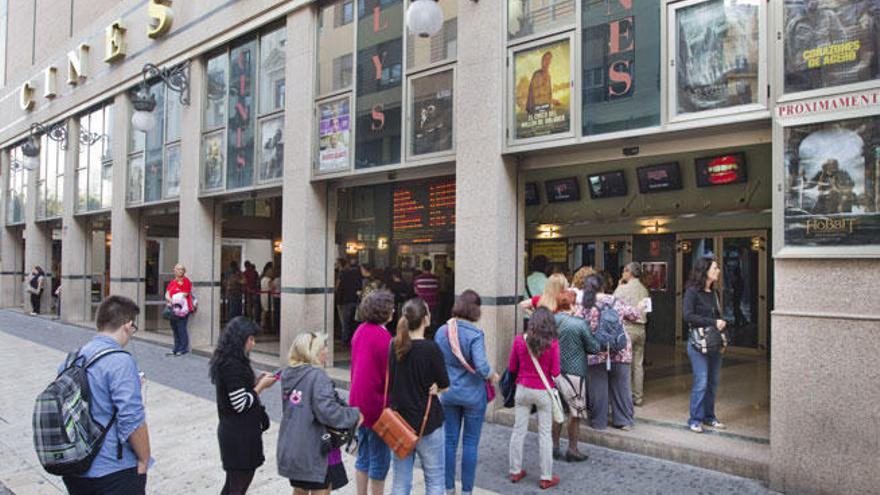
left=221, top=469, right=256, bottom=495
left=30, top=293, right=41, bottom=313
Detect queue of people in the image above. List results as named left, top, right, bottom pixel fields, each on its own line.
left=40, top=254, right=727, bottom=495
left=222, top=260, right=282, bottom=331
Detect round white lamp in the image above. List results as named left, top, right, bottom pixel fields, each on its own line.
left=406, top=0, right=444, bottom=38
left=130, top=87, right=158, bottom=133
left=21, top=137, right=40, bottom=171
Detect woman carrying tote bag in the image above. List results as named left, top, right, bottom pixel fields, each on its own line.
left=507, top=307, right=561, bottom=490
left=383, top=297, right=450, bottom=495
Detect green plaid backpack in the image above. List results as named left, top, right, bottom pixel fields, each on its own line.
left=32, top=348, right=129, bottom=475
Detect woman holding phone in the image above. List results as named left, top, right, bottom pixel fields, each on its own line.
left=209, top=317, right=277, bottom=495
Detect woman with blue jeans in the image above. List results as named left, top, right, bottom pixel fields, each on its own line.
left=165, top=264, right=193, bottom=356
left=683, top=257, right=728, bottom=434
left=435, top=290, right=499, bottom=495
left=389, top=298, right=450, bottom=495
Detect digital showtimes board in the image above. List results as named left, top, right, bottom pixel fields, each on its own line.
left=392, top=177, right=456, bottom=243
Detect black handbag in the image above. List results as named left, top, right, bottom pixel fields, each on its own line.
left=688, top=292, right=728, bottom=354
left=499, top=369, right=517, bottom=408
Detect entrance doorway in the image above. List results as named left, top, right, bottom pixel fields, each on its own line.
left=675, top=230, right=769, bottom=352
left=143, top=211, right=179, bottom=335
left=88, top=216, right=111, bottom=321
left=570, top=236, right=633, bottom=288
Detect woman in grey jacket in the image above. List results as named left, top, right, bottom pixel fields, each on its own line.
left=278, top=332, right=363, bottom=494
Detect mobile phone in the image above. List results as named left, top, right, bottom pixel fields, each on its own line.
left=273, top=369, right=283, bottom=380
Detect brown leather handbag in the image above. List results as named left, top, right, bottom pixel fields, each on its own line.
left=371, top=346, right=433, bottom=460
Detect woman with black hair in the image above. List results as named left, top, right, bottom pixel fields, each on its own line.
left=209, top=316, right=278, bottom=495
left=683, top=257, right=727, bottom=434
left=27, top=266, right=45, bottom=315
left=388, top=297, right=449, bottom=495
left=507, top=307, right=561, bottom=490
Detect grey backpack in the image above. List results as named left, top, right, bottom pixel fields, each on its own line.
left=32, top=348, right=129, bottom=476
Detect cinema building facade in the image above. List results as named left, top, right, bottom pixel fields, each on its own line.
left=0, top=0, right=877, bottom=492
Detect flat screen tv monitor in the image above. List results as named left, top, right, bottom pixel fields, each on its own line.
left=636, top=162, right=683, bottom=193
left=587, top=170, right=628, bottom=199
left=695, top=152, right=748, bottom=187
left=525, top=182, right=540, bottom=206
left=545, top=177, right=581, bottom=203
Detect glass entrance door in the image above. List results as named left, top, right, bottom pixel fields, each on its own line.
left=570, top=237, right=632, bottom=290
left=675, top=231, right=769, bottom=353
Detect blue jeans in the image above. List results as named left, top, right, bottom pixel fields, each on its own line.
left=170, top=315, right=189, bottom=354
left=686, top=345, right=722, bottom=426
left=355, top=426, right=391, bottom=481
left=442, top=403, right=485, bottom=494
left=392, top=425, right=445, bottom=495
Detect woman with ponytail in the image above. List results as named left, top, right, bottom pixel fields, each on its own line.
left=388, top=298, right=450, bottom=495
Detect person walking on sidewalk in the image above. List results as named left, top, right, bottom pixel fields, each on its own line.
left=278, top=332, right=363, bottom=494
left=683, top=257, right=728, bottom=434
left=27, top=265, right=45, bottom=315
left=552, top=291, right=599, bottom=462
left=60, top=296, right=152, bottom=495
left=434, top=290, right=499, bottom=495
left=349, top=290, right=395, bottom=495
left=165, top=263, right=194, bottom=356
left=210, top=317, right=277, bottom=495
left=389, top=297, right=450, bottom=495
left=613, top=262, right=650, bottom=407
left=412, top=260, right=440, bottom=329
left=507, top=307, right=561, bottom=490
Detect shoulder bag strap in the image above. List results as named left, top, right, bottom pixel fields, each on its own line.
left=85, top=348, right=130, bottom=368
left=417, top=394, right=433, bottom=438
left=382, top=341, right=393, bottom=408
left=525, top=337, right=554, bottom=395
left=446, top=318, right=477, bottom=374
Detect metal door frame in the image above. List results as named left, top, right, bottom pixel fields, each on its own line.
left=674, top=230, right=768, bottom=356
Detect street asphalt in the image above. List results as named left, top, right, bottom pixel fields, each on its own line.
left=0, top=311, right=777, bottom=494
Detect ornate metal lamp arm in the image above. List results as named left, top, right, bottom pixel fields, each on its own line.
left=142, top=61, right=191, bottom=106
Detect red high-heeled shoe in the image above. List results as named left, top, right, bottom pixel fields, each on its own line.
left=539, top=475, right=560, bottom=489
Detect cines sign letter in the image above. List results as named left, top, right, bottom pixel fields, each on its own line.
left=19, top=0, right=175, bottom=112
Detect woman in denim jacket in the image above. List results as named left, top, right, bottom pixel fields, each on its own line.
left=435, top=290, right=500, bottom=495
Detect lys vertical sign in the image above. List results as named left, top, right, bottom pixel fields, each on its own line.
left=607, top=0, right=635, bottom=99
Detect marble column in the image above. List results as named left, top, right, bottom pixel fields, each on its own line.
left=279, top=5, right=333, bottom=367
left=109, top=93, right=146, bottom=328
left=60, top=118, right=90, bottom=323
left=455, top=0, right=522, bottom=396
left=177, top=58, right=222, bottom=349
left=0, top=151, right=24, bottom=308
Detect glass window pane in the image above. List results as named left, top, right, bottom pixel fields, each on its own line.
left=512, top=37, right=572, bottom=140
left=166, top=88, right=182, bottom=142
left=675, top=0, right=760, bottom=115
left=88, top=149, right=101, bottom=210
left=318, top=0, right=354, bottom=94
left=508, top=0, right=576, bottom=41
left=356, top=0, right=403, bottom=168
left=127, top=154, right=144, bottom=204
left=582, top=1, right=660, bottom=136
left=783, top=116, right=880, bottom=248
left=202, top=131, right=225, bottom=191
left=784, top=0, right=880, bottom=93
left=259, top=27, right=287, bottom=115
left=317, top=97, right=352, bottom=172
left=101, top=163, right=112, bottom=210
left=53, top=175, right=63, bottom=217
left=144, top=83, right=165, bottom=202
left=102, top=104, right=114, bottom=162
left=411, top=70, right=453, bottom=156
left=76, top=168, right=87, bottom=212
left=205, top=53, right=228, bottom=130
left=407, top=3, right=456, bottom=70
left=227, top=40, right=257, bottom=189
left=258, top=116, right=284, bottom=183
left=164, top=143, right=181, bottom=198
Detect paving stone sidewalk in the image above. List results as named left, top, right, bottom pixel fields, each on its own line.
left=0, top=311, right=775, bottom=494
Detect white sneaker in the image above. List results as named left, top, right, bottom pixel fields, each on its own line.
left=689, top=423, right=703, bottom=433
left=704, top=420, right=727, bottom=430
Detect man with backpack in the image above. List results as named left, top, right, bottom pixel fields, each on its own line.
left=35, top=296, right=152, bottom=494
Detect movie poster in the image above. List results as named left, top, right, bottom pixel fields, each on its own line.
left=318, top=98, right=351, bottom=172
left=258, top=117, right=283, bottom=182
left=784, top=0, right=880, bottom=93
left=641, top=262, right=668, bottom=291
left=513, top=38, right=572, bottom=140
left=676, top=0, right=760, bottom=114
left=203, top=132, right=225, bottom=191
left=784, top=116, right=880, bottom=247
left=411, top=70, right=453, bottom=156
